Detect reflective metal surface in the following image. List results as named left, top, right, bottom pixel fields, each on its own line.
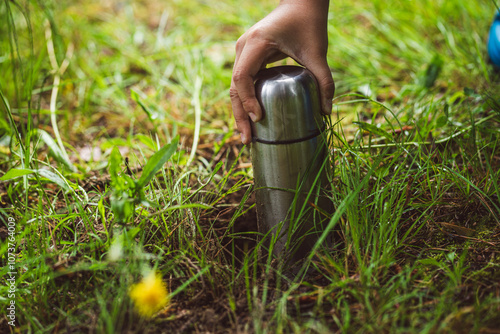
left=251, top=66, right=332, bottom=265
left=252, top=66, right=324, bottom=143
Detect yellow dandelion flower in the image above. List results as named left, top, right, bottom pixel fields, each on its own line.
left=129, top=271, right=169, bottom=317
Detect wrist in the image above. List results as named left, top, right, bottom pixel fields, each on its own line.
left=278, top=0, right=330, bottom=19
left=279, top=0, right=329, bottom=8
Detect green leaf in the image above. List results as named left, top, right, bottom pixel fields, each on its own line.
left=36, top=169, right=71, bottom=192
left=0, top=118, right=10, bottom=132
left=137, top=136, right=179, bottom=189
left=1, top=168, right=72, bottom=192
left=109, top=146, right=123, bottom=186
left=353, top=121, right=393, bottom=141
left=435, top=104, right=450, bottom=127
left=127, top=227, right=141, bottom=239
left=464, top=87, right=476, bottom=96
left=435, top=115, right=448, bottom=128
left=1, top=168, right=34, bottom=180
left=140, top=199, right=159, bottom=208
left=111, top=194, right=133, bottom=223
left=101, top=138, right=129, bottom=150
left=135, top=134, right=158, bottom=151
left=131, top=89, right=159, bottom=121
left=36, top=129, right=76, bottom=171
left=422, top=54, right=444, bottom=88
left=419, top=258, right=441, bottom=267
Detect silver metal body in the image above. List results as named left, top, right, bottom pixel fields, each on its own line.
left=251, top=66, right=332, bottom=264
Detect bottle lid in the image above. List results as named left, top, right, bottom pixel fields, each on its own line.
left=252, top=66, right=324, bottom=144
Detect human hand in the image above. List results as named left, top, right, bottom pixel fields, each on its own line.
left=230, top=0, right=334, bottom=145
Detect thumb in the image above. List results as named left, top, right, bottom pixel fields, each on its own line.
left=303, top=58, right=334, bottom=115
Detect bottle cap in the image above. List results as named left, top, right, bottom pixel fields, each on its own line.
left=252, top=66, right=324, bottom=144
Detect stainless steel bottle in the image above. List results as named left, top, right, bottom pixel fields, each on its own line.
left=251, top=65, right=332, bottom=265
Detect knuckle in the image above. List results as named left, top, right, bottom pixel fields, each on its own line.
left=246, top=26, right=264, bottom=40
left=239, top=96, right=253, bottom=107
left=319, top=75, right=335, bottom=97
left=229, top=87, right=239, bottom=100
left=235, top=36, right=246, bottom=52
left=240, top=98, right=259, bottom=114
left=246, top=27, right=275, bottom=48
left=232, top=69, right=246, bottom=85
left=234, top=112, right=248, bottom=123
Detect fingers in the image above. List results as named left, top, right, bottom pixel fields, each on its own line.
left=301, top=57, right=335, bottom=115
left=231, top=34, right=279, bottom=144
left=229, top=86, right=252, bottom=145
left=230, top=37, right=262, bottom=145
left=232, top=38, right=273, bottom=123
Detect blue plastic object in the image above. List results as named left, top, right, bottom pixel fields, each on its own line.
left=488, top=12, right=500, bottom=67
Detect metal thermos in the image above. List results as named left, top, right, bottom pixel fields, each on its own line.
left=251, top=65, right=332, bottom=264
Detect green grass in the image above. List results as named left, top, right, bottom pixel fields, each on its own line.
left=1, top=0, right=500, bottom=333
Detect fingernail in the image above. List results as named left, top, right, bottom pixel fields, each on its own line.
left=324, top=100, right=332, bottom=114
left=241, top=133, right=247, bottom=144
left=249, top=113, right=258, bottom=122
